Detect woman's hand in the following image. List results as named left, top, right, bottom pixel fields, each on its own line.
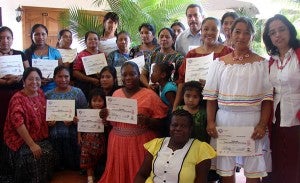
left=206, top=122, right=218, bottom=138
left=3, top=74, right=21, bottom=85
left=63, top=121, right=73, bottom=126
left=77, top=133, right=82, bottom=145
left=73, top=116, right=79, bottom=125
left=252, top=122, right=267, bottom=140
left=137, top=114, right=150, bottom=127
left=91, top=78, right=100, bottom=86
left=29, top=143, right=42, bottom=159
left=48, top=121, right=56, bottom=127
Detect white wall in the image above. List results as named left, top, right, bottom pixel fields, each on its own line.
left=0, top=0, right=109, bottom=50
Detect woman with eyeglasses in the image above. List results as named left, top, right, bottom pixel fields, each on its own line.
left=262, top=14, right=300, bottom=183
left=3, top=67, right=55, bottom=182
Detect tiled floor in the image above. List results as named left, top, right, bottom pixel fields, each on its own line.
left=51, top=170, right=87, bottom=183
left=51, top=169, right=247, bottom=183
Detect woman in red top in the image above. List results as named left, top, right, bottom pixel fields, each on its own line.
left=174, top=17, right=233, bottom=110
left=3, top=67, right=55, bottom=182
left=73, top=31, right=102, bottom=98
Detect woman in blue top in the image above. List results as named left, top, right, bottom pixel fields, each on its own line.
left=24, top=24, right=62, bottom=92
left=107, top=31, right=132, bottom=67
left=46, top=65, right=88, bottom=170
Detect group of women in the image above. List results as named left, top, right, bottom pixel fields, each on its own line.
left=0, top=8, right=299, bottom=183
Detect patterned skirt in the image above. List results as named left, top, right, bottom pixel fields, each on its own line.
left=80, top=133, right=106, bottom=169
left=6, top=140, right=55, bottom=183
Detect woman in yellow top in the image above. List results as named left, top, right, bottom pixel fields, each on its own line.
left=134, top=109, right=216, bottom=183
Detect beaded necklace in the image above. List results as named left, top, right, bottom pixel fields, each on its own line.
left=276, top=54, right=291, bottom=70
left=232, top=51, right=250, bottom=61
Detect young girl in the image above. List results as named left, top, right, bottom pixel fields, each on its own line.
left=78, top=88, right=106, bottom=183
left=150, top=62, right=177, bottom=109
left=150, top=62, right=177, bottom=136
left=176, top=81, right=208, bottom=142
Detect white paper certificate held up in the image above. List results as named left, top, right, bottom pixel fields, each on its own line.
left=0, top=55, right=24, bottom=78
left=216, top=126, right=255, bottom=156
left=82, top=53, right=107, bottom=75
left=77, top=109, right=104, bottom=133
left=127, top=55, right=145, bottom=73
left=46, top=100, right=75, bottom=121
left=58, top=49, right=77, bottom=63
left=32, top=59, right=58, bottom=78
left=106, top=96, right=138, bottom=124
left=185, top=52, right=214, bottom=82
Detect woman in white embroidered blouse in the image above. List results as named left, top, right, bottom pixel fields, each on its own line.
left=203, top=17, right=273, bottom=183
left=262, top=14, right=300, bottom=183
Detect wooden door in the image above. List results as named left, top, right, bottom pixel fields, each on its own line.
left=22, top=6, right=67, bottom=49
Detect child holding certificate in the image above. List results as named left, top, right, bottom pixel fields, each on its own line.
left=78, top=88, right=106, bottom=183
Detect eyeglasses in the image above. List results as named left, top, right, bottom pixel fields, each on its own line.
left=268, top=26, right=287, bottom=37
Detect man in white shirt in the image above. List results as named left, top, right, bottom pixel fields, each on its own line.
left=175, top=4, right=205, bottom=56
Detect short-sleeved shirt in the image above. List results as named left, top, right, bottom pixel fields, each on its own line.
left=145, top=137, right=216, bottom=183
left=4, top=89, right=48, bottom=151
left=175, top=29, right=202, bottom=56
left=107, top=50, right=131, bottom=67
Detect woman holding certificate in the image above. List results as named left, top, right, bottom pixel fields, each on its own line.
left=98, top=61, right=168, bottom=183
left=203, top=17, right=273, bottom=183
left=46, top=65, right=88, bottom=170
left=262, top=14, right=300, bottom=183
left=173, top=17, right=233, bottom=110
left=0, top=26, right=30, bottom=177
left=140, top=27, right=184, bottom=88
left=73, top=31, right=102, bottom=98
left=24, top=24, right=63, bottom=92
left=3, top=67, right=55, bottom=182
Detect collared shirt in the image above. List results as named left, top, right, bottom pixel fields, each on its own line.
left=175, top=28, right=202, bottom=56
left=270, top=48, right=300, bottom=127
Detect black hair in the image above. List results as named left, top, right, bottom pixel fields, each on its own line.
left=182, top=81, right=203, bottom=98
left=139, top=23, right=158, bottom=46
left=116, top=30, right=131, bottom=41
left=88, top=88, right=107, bottom=107
left=56, top=29, right=72, bottom=48
left=53, top=65, right=70, bottom=78
left=121, top=61, right=140, bottom=76
left=231, top=17, right=255, bottom=35
left=158, top=27, right=176, bottom=42
left=84, top=31, right=99, bottom=43
left=185, top=4, right=205, bottom=16
left=22, top=67, right=42, bottom=81
left=102, top=12, right=119, bottom=36
left=170, top=21, right=186, bottom=31
left=263, top=14, right=300, bottom=56
left=99, top=65, right=118, bottom=96
left=202, top=17, right=221, bottom=29
left=221, top=12, right=239, bottom=25
left=24, top=24, right=48, bottom=65
left=172, top=109, right=194, bottom=127
left=154, top=62, right=174, bottom=82
left=0, top=26, right=13, bottom=38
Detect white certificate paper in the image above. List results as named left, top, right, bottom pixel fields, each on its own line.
left=58, top=49, right=77, bottom=63
left=77, top=109, right=104, bottom=133
left=127, top=55, right=145, bottom=73
left=0, top=55, right=24, bottom=78
left=115, top=66, right=123, bottom=86
left=216, top=126, right=255, bottom=156
left=46, top=100, right=75, bottom=121
left=185, top=52, right=214, bottom=82
left=32, top=59, right=58, bottom=78
left=82, top=53, right=107, bottom=75
left=106, top=96, right=138, bottom=124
